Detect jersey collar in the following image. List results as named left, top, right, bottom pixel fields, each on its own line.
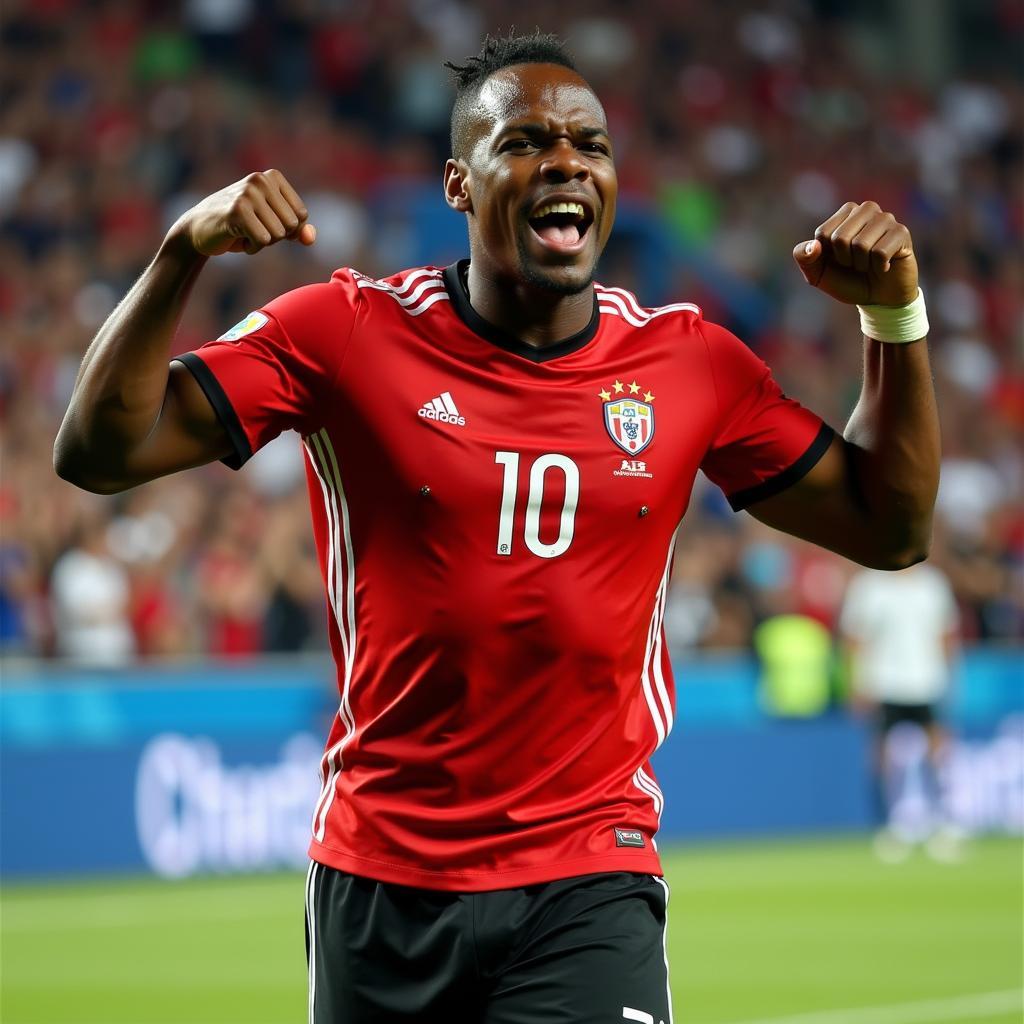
left=443, top=260, right=600, bottom=364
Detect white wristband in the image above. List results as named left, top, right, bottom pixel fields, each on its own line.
left=857, top=288, right=929, bottom=343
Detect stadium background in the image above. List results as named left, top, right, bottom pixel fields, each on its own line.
left=1, top=1, right=1021, bottom=1022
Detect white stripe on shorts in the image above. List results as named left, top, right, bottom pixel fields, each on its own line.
left=306, top=861, right=319, bottom=1024
left=653, top=876, right=673, bottom=1024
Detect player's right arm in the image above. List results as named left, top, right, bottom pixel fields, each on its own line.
left=53, top=170, right=315, bottom=494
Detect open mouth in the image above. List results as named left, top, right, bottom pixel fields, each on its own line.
left=527, top=200, right=594, bottom=252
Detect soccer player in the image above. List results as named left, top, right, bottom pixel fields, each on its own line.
left=840, top=563, right=961, bottom=861
left=55, top=31, right=939, bottom=1024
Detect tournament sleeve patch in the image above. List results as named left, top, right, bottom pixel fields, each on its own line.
left=218, top=311, right=269, bottom=341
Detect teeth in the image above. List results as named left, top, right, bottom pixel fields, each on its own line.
left=532, top=201, right=586, bottom=221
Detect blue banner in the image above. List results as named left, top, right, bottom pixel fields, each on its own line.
left=2, top=651, right=1020, bottom=879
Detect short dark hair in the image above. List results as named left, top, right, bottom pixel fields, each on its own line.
left=444, top=31, right=578, bottom=158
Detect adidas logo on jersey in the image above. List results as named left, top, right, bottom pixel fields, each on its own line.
left=418, top=391, right=466, bottom=427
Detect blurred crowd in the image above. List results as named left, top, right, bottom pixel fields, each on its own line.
left=2, top=0, right=1021, bottom=665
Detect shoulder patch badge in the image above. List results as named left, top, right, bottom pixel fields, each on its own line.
left=218, top=311, right=268, bottom=341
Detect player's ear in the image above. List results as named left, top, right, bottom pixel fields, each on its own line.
left=444, top=159, right=473, bottom=214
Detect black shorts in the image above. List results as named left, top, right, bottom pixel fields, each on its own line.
left=878, top=702, right=937, bottom=734
left=304, top=863, right=673, bottom=1024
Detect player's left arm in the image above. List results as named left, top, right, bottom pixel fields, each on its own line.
left=747, top=201, right=939, bottom=570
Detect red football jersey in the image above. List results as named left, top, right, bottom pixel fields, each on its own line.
left=177, top=262, right=831, bottom=890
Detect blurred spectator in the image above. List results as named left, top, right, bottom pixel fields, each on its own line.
left=1, top=0, right=1020, bottom=662
left=105, top=485, right=191, bottom=656
left=0, top=535, right=41, bottom=655
left=753, top=611, right=833, bottom=719
left=259, top=490, right=325, bottom=653
left=49, top=514, right=135, bottom=665
left=194, top=489, right=268, bottom=657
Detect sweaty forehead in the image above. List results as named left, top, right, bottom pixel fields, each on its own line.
left=472, top=63, right=607, bottom=142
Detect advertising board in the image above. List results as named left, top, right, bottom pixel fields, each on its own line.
left=2, top=652, right=1020, bottom=878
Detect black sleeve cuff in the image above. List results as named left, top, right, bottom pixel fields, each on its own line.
left=726, top=422, right=835, bottom=512
left=173, top=353, right=253, bottom=470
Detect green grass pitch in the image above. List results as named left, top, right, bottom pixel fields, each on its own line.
left=2, top=837, right=1020, bottom=1024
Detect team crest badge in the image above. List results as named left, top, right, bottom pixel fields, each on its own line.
left=599, top=380, right=656, bottom=455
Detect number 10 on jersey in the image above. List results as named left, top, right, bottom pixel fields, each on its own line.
left=494, top=452, right=580, bottom=559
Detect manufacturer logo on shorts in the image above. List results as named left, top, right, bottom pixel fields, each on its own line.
left=622, top=1008, right=665, bottom=1024
left=614, top=827, right=646, bottom=848
left=418, top=390, right=466, bottom=427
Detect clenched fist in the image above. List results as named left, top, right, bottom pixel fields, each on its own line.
left=793, top=201, right=917, bottom=307
left=171, top=169, right=316, bottom=257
